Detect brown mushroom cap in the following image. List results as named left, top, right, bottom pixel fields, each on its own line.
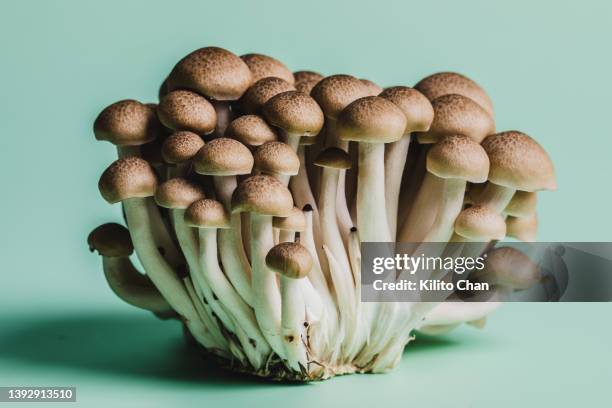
left=273, top=206, right=306, bottom=231
left=427, top=134, right=490, bottom=183
left=240, top=77, right=296, bottom=114
left=310, top=74, right=371, bottom=119
left=194, top=137, right=253, bottom=176
left=477, top=246, right=540, bottom=290
left=293, top=71, right=324, bottom=94
left=253, top=141, right=300, bottom=176
left=224, top=115, right=278, bottom=147
left=154, top=177, right=206, bottom=209
left=88, top=223, right=133, bottom=257
left=415, top=72, right=494, bottom=116
left=231, top=175, right=293, bottom=216
left=157, top=90, right=217, bottom=135
left=419, top=93, right=495, bottom=144
left=379, top=86, right=434, bottom=133
left=185, top=198, right=230, bottom=229
left=454, top=205, right=506, bottom=241
left=94, top=100, right=159, bottom=146
left=360, top=79, right=383, bottom=96
left=262, top=91, right=324, bottom=137
left=481, top=131, right=557, bottom=192
left=505, top=191, right=537, bottom=217
left=161, top=131, right=205, bottom=164
left=314, top=147, right=352, bottom=169
left=265, top=242, right=312, bottom=279
left=99, top=157, right=158, bottom=204
left=167, top=46, right=252, bottom=101
left=337, top=96, right=407, bottom=143
left=241, top=53, right=294, bottom=84
left=506, top=214, right=538, bottom=242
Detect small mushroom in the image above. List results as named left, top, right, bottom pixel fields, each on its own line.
left=472, top=247, right=541, bottom=291
left=157, top=90, right=217, bottom=136
left=253, top=141, right=300, bottom=185
left=506, top=213, right=538, bottom=242
left=293, top=70, right=324, bottom=94
left=224, top=115, right=278, bottom=148
left=240, top=77, right=296, bottom=114
left=241, top=53, right=294, bottom=84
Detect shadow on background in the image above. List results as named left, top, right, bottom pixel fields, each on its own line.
left=0, top=312, right=284, bottom=387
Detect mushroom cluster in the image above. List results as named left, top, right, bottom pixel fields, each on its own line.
left=88, top=46, right=556, bottom=380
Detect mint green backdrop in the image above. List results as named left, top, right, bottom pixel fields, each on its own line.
left=0, top=0, right=610, bottom=406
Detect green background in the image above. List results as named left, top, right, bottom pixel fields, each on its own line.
left=0, top=0, right=610, bottom=406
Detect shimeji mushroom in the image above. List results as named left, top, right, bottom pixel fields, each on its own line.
left=232, top=175, right=294, bottom=359
left=478, top=131, right=557, bottom=212
left=161, top=131, right=205, bottom=177
left=504, top=191, right=537, bottom=218
left=167, top=46, right=252, bottom=136
left=253, top=141, right=300, bottom=186
left=472, top=246, right=541, bottom=292
left=88, top=223, right=172, bottom=315
left=224, top=115, right=278, bottom=148
left=240, top=77, right=296, bottom=115
left=360, top=79, right=383, bottom=96
left=379, top=86, right=434, bottom=238
left=506, top=213, right=538, bottom=242
left=157, top=90, right=217, bottom=136
left=241, top=53, right=295, bottom=84
left=293, top=71, right=323, bottom=94
left=185, top=198, right=271, bottom=370
left=266, top=241, right=313, bottom=371
left=194, top=137, right=255, bottom=307
left=399, top=93, right=495, bottom=243
left=415, top=72, right=494, bottom=116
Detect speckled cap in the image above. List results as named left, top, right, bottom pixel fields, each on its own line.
left=478, top=247, right=540, bottom=289
left=337, top=96, right=407, bottom=143
left=262, top=91, right=324, bottom=137
left=167, top=46, right=252, bottom=101
left=161, top=131, right=205, bottom=164
left=157, top=90, right=216, bottom=135
left=240, top=77, right=296, bottom=114
left=154, top=177, right=206, bottom=209
left=253, top=141, right=300, bottom=176
left=273, top=206, right=306, bottom=231
left=415, top=72, right=494, bottom=116
left=265, top=242, right=312, bottom=279
left=241, top=53, right=294, bottom=84
left=418, top=93, right=495, bottom=144
left=94, top=100, right=159, bottom=146
left=379, top=86, right=434, bottom=133
left=88, top=223, right=133, bottom=257
left=231, top=175, right=293, bottom=216
left=454, top=205, right=506, bottom=241
left=314, top=147, right=352, bottom=169
left=98, top=157, right=158, bottom=204
left=311, top=74, right=370, bottom=119
left=185, top=198, right=230, bottom=229
left=194, top=137, right=253, bottom=176
left=293, top=71, right=323, bottom=94
left=481, top=131, right=557, bottom=192
left=427, top=134, right=490, bottom=183
left=505, top=191, right=537, bottom=217
left=224, top=115, right=277, bottom=147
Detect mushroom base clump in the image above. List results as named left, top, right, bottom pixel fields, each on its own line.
left=88, top=46, right=556, bottom=381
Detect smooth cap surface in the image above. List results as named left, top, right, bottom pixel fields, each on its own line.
left=241, top=53, right=294, bottom=84
left=379, top=86, right=434, bottom=133
left=273, top=207, right=306, bottom=231
left=88, top=223, right=133, bottom=257
left=314, top=147, right=352, bottom=169
left=294, top=71, right=323, bottom=94
left=337, top=96, right=407, bottom=143
left=427, top=134, right=490, bottom=183
left=310, top=74, right=371, bottom=119
left=231, top=175, right=293, bottom=216
left=161, top=131, right=205, bottom=164
left=482, top=131, right=557, bottom=191
left=167, top=46, right=252, bottom=101
left=265, top=242, right=312, bottom=279
left=454, top=205, right=506, bottom=241
left=99, top=157, right=158, bottom=204
left=185, top=198, right=230, bottom=229
left=194, top=137, right=253, bottom=176
left=253, top=141, right=300, bottom=176
left=224, top=115, right=277, bottom=147
left=94, top=100, right=159, bottom=146
left=154, top=178, right=206, bottom=209
left=262, top=91, right=324, bottom=137
left=157, top=90, right=216, bottom=135
left=240, top=77, right=295, bottom=114
left=360, top=79, right=383, bottom=95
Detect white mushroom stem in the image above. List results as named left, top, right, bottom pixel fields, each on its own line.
left=423, top=178, right=467, bottom=242
left=211, top=100, right=232, bottom=138
left=101, top=256, right=173, bottom=313
left=278, top=274, right=309, bottom=371
left=398, top=172, right=444, bottom=242
left=213, top=176, right=254, bottom=307
left=198, top=227, right=271, bottom=370
left=250, top=213, right=286, bottom=359
left=122, top=198, right=210, bottom=343
left=170, top=209, right=235, bottom=333
left=384, top=134, right=411, bottom=239
left=345, top=227, right=369, bottom=361
left=477, top=183, right=516, bottom=212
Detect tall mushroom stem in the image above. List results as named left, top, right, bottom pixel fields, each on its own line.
left=477, top=183, right=516, bottom=212
left=211, top=100, right=232, bottom=138
left=398, top=172, right=444, bottom=242
left=278, top=272, right=309, bottom=371
left=423, top=179, right=467, bottom=242
left=384, top=134, right=411, bottom=238
left=356, top=143, right=391, bottom=241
